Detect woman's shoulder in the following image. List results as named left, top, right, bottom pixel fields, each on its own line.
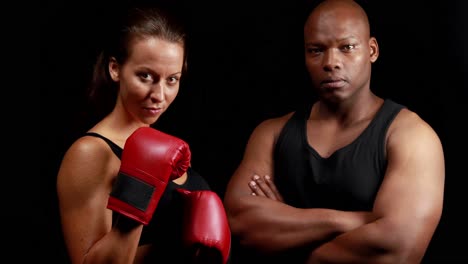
left=58, top=135, right=120, bottom=184
left=67, top=134, right=115, bottom=160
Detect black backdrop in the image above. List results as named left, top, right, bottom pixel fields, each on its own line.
left=41, top=0, right=467, bottom=262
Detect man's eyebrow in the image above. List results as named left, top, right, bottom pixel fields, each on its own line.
left=304, top=35, right=358, bottom=46
left=337, top=35, right=358, bottom=42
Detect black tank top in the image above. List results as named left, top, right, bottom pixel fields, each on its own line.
left=84, top=132, right=211, bottom=260
left=274, top=99, right=405, bottom=211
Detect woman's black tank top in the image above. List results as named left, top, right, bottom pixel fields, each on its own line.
left=83, top=132, right=211, bottom=249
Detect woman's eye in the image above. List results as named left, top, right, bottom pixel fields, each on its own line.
left=138, top=72, right=153, bottom=81
left=167, top=76, right=179, bottom=85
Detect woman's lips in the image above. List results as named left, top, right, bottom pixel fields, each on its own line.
left=144, top=107, right=162, bottom=116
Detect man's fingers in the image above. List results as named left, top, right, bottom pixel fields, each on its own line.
left=249, top=174, right=284, bottom=202
left=249, top=180, right=264, bottom=196
left=264, top=175, right=284, bottom=202
left=253, top=175, right=277, bottom=200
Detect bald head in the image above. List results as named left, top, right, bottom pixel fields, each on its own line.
left=302, top=0, right=379, bottom=100
left=305, top=0, right=371, bottom=39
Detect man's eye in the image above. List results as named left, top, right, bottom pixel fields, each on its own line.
left=306, top=47, right=321, bottom=54
left=343, top=44, right=356, bottom=51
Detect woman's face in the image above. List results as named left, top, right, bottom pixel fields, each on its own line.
left=109, top=36, right=185, bottom=125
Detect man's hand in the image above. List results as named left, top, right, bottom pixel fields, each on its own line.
left=249, top=175, right=284, bottom=202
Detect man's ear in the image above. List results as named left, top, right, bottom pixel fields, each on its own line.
left=369, top=37, right=379, bottom=63
left=108, top=57, right=120, bottom=81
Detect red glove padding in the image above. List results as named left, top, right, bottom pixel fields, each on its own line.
left=177, top=189, right=231, bottom=264
left=107, top=127, right=191, bottom=225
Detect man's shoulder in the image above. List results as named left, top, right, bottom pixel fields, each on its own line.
left=389, top=106, right=441, bottom=145
left=249, top=112, right=296, bottom=142
left=259, top=111, right=295, bottom=128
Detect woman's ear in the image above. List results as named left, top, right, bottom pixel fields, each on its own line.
left=108, top=57, right=120, bottom=81
left=369, top=37, right=379, bottom=63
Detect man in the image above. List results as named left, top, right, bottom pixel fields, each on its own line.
left=223, top=0, right=445, bottom=263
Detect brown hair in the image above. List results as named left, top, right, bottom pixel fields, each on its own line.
left=87, top=6, right=188, bottom=121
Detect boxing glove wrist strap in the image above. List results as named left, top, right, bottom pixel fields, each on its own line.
left=109, top=172, right=155, bottom=211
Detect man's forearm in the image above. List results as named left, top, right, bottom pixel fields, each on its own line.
left=229, top=196, right=374, bottom=253
left=306, top=218, right=424, bottom=264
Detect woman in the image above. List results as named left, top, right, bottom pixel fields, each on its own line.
left=56, top=7, right=229, bottom=264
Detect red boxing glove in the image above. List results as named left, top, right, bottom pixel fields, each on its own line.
left=177, top=189, right=231, bottom=264
left=107, top=127, right=191, bottom=225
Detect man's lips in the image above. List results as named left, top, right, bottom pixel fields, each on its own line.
left=321, top=79, right=346, bottom=89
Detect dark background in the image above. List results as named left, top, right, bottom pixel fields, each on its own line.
left=41, top=0, right=467, bottom=262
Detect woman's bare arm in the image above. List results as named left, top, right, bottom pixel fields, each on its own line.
left=57, top=137, right=143, bottom=264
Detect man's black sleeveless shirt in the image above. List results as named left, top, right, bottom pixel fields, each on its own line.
left=274, top=99, right=405, bottom=211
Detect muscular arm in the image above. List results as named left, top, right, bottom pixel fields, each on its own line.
left=307, top=110, right=445, bottom=264
left=223, top=115, right=375, bottom=253
left=57, top=137, right=143, bottom=264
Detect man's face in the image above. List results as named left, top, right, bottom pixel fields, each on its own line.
left=303, top=6, right=378, bottom=103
